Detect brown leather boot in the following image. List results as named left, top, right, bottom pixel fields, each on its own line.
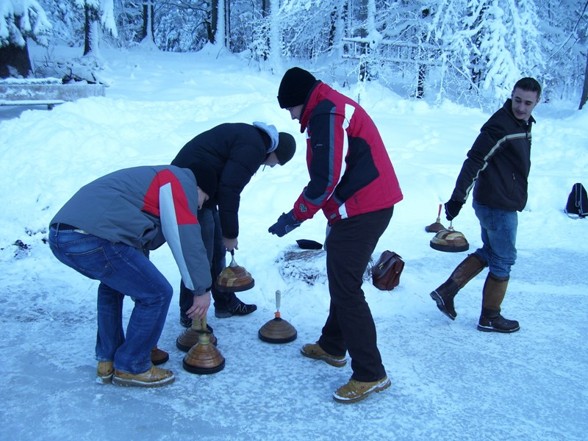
left=151, top=347, right=169, bottom=365
left=477, top=273, right=519, bottom=333
left=113, top=366, right=175, bottom=388
left=430, top=253, right=486, bottom=320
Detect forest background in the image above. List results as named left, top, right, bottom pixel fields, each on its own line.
left=1, top=0, right=588, bottom=110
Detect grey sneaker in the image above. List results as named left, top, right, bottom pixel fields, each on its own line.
left=112, top=365, right=175, bottom=388
left=333, top=376, right=391, bottom=403
left=300, top=343, right=347, bottom=367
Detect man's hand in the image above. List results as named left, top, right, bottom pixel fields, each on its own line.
left=268, top=210, right=301, bottom=237
left=444, top=199, right=464, bottom=221
left=187, top=291, right=211, bottom=320
left=223, top=237, right=238, bottom=251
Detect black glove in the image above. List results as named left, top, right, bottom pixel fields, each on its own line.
left=268, top=210, right=301, bottom=237
left=444, top=199, right=464, bottom=221
left=296, top=239, right=323, bottom=250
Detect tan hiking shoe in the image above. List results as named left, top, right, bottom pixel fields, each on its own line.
left=333, top=376, right=391, bottom=403
left=151, top=347, right=169, bottom=365
left=112, top=365, right=175, bottom=388
left=96, top=361, right=114, bottom=384
left=300, top=343, right=346, bottom=367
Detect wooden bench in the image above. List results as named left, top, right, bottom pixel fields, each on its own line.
left=0, top=99, right=66, bottom=110
left=0, top=79, right=105, bottom=110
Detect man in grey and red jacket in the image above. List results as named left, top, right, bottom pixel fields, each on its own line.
left=49, top=164, right=216, bottom=388
left=270, top=67, right=403, bottom=404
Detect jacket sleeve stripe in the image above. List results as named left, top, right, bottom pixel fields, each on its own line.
left=336, top=104, right=355, bottom=219
left=159, top=181, right=195, bottom=291
left=462, top=132, right=528, bottom=202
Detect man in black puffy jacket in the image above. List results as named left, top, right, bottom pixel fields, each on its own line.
left=172, top=122, right=296, bottom=323
left=430, top=77, right=542, bottom=333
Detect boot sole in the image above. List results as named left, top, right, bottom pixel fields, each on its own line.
left=477, top=324, right=520, bottom=333
left=112, top=375, right=175, bottom=388
left=430, top=291, right=456, bottom=320
left=333, top=377, right=391, bottom=404
left=215, top=305, right=257, bottom=319
left=96, top=375, right=113, bottom=384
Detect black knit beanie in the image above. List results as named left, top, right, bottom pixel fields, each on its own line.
left=277, top=67, right=317, bottom=109
left=275, top=132, right=296, bottom=165
left=190, top=164, right=218, bottom=198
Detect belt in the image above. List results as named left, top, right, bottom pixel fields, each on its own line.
left=52, top=223, right=88, bottom=234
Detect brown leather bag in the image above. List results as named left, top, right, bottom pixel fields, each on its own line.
left=371, top=251, right=405, bottom=291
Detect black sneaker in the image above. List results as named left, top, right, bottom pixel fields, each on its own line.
left=180, top=316, right=192, bottom=328
left=477, top=313, right=520, bottom=333
left=215, top=301, right=257, bottom=318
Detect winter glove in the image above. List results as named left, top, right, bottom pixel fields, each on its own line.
left=296, top=239, right=323, bottom=250
left=444, top=199, right=464, bottom=221
left=268, top=210, right=301, bottom=237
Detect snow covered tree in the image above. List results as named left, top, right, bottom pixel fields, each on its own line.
left=41, top=0, right=84, bottom=47
left=474, top=0, right=545, bottom=102
left=0, top=0, right=52, bottom=77
left=267, top=0, right=282, bottom=71
left=575, top=1, right=588, bottom=109
left=225, top=0, right=256, bottom=52
left=356, top=0, right=378, bottom=82
left=151, top=0, right=226, bottom=52
left=3, top=0, right=586, bottom=106
left=193, top=0, right=226, bottom=46
left=581, top=51, right=588, bottom=109
left=215, top=0, right=226, bottom=47
left=537, top=0, right=587, bottom=103
left=415, top=0, right=545, bottom=103
left=476, top=1, right=519, bottom=98
left=274, top=0, right=346, bottom=61
left=75, top=0, right=117, bottom=56
left=140, top=0, right=155, bottom=44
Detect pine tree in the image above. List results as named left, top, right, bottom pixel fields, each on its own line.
left=0, top=0, right=52, bottom=77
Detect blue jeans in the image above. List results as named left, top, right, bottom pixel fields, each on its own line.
left=472, top=200, right=518, bottom=279
left=48, top=225, right=173, bottom=374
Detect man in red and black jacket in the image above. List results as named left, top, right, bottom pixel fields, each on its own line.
left=269, top=67, right=403, bottom=404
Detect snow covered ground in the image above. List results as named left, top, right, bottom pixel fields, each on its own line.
left=0, top=44, right=587, bottom=440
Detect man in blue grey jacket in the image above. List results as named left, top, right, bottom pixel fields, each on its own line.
left=49, top=164, right=216, bottom=387
left=430, top=77, right=542, bottom=333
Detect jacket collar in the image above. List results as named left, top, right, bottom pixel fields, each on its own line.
left=504, top=98, right=536, bottom=127
left=299, top=81, right=324, bottom=132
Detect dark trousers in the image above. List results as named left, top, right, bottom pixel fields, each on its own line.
left=318, top=207, right=393, bottom=382
left=179, top=206, right=236, bottom=319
